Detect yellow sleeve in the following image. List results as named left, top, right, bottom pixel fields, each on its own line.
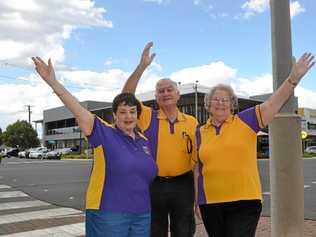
left=137, top=103, right=152, bottom=131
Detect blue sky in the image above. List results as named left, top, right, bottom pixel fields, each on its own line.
left=0, top=0, right=315, bottom=132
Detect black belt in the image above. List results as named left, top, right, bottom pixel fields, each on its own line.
left=155, top=171, right=193, bottom=182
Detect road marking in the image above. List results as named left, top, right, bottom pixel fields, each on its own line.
left=0, top=207, right=82, bottom=224
left=0, top=186, right=85, bottom=236
left=312, top=181, right=316, bottom=184
left=0, top=191, right=28, bottom=198
left=0, top=185, right=11, bottom=189
left=304, top=185, right=311, bottom=189
left=263, top=192, right=271, bottom=195
left=0, top=200, right=51, bottom=211
left=0, top=222, right=85, bottom=237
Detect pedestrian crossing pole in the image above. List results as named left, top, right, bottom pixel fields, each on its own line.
left=269, top=0, right=304, bottom=236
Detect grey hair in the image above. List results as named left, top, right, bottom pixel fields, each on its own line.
left=155, top=78, right=179, bottom=91
left=204, top=84, right=238, bottom=113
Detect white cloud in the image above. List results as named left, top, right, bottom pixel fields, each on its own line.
left=1, top=59, right=316, bottom=131
left=241, top=0, right=305, bottom=18
left=0, top=0, right=112, bottom=68
left=169, top=61, right=236, bottom=86
left=290, top=1, right=305, bottom=17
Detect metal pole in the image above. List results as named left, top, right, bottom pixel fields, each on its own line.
left=194, top=80, right=198, bottom=119
left=269, top=1, right=304, bottom=236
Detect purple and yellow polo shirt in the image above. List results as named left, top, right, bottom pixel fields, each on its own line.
left=138, top=104, right=198, bottom=177
left=86, top=116, right=157, bottom=213
left=196, top=105, right=264, bottom=205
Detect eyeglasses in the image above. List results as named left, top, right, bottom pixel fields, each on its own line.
left=211, top=97, right=231, bottom=104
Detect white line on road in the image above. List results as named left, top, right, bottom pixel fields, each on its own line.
left=0, top=191, right=28, bottom=198
left=0, top=200, right=51, bottom=211
left=0, top=185, right=11, bottom=189
left=0, top=207, right=82, bottom=225
left=0, top=222, right=85, bottom=237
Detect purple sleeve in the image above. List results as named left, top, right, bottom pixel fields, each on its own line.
left=87, top=117, right=111, bottom=147
left=237, top=106, right=261, bottom=133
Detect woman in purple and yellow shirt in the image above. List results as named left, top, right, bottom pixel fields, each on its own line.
left=32, top=57, right=157, bottom=237
left=195, top=53, right=314, bottom=237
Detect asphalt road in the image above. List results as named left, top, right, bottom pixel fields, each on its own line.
left=0, top=157, right=315, bottom=220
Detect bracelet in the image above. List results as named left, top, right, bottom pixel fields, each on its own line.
left=287, top=78, right=297, bottom=87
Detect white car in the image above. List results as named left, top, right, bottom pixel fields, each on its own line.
left=18, top=150, right=27, bottom=158
left=44, top=149, right=62, bottom=160
left=29, top=147, right=49, bottom=159
left=305, top=146, right=316, bottom=154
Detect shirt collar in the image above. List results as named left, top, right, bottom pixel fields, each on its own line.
left=205, top=114, right=234, bottom=129
left=157, top=109, right=186, bottom=122
left=114, top=125, right=142, bottom=140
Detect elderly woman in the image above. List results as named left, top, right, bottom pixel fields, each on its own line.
left=32, top=57, right=158, bottom=237
left=195, top=53, right=314, bottom=237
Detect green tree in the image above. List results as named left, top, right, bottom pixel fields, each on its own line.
left=0, top=127, right=2, bottom=146
left=2, top=120, right=40, bottom=150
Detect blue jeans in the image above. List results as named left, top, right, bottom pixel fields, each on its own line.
left=86, top=210, right=151, bottom=237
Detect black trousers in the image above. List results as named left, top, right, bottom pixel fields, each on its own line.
left=199, top=200, right=262, bottom=237
left=150, top=171, right=195, bottom=237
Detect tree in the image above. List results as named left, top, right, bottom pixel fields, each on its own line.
left=2, top=120, right=40, bottom=150
left=0, top=127, right=2, bottom=146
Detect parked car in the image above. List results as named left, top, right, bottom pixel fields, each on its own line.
left=58, top=148, right=73, bottom=155
left=18, top=150, right=27, bottom=158
left=5, top=148, right=19, bottom=158
left=305, top=146, right=316, bottom=154
left=44, top=149, right=62, bottom=160
left=29, top=147, right=49, bottom=159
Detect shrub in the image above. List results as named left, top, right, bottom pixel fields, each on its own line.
left=61, top=153, right=93, bottom=160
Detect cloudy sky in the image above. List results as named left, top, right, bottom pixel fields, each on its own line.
left=0, top=0, right=315, bottom=133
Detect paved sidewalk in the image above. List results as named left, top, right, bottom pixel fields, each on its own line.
left=195, top=216, right=316, bottom=237
left=1, top=183, right=315, bottom=236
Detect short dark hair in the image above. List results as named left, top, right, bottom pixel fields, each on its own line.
left=112, top=93, right=142, bottom=118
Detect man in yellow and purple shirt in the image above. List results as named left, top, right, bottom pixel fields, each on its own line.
left=123, top=42, right=198, bottom=237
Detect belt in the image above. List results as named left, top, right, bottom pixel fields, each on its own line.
left=155, top=171, right=193, bottom=182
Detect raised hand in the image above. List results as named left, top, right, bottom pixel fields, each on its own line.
left=31, top=57, right=56, bottom=83
left=139, top=42, right=156, bottom=68
left=289, top=53, right=315, bottom=85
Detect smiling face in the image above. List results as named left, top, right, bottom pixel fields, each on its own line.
left=209, top=89, right=232, bottom=123
left=155, top=79, right=180, bottom=109
left=113, top=103, right=138, bottom=134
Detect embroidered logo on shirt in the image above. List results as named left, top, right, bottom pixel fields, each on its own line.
left=142, top=146, right=151, bottom=156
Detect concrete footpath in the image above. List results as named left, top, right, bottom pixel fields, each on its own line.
left=1, top=183, right=315, bottom=236
left=195, top=216, right=316, bottom=237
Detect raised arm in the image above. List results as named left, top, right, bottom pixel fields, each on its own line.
left=122, top=42, right=155, bottom=93
left=260, top=53, right=314, bottom=126
left=32, top=57, right=94, bottom=136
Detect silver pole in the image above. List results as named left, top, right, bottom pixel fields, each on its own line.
left=269, top=0, right=304, bottom=236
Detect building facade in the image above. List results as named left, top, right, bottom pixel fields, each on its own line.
left=41, top=83, right=264, bottom=151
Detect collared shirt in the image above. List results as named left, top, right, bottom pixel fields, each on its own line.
left=86, top=116, right=157, bottom=213
left=197, top=105, right=264, bottom=205
left=138, top=104, right=198, bottom=177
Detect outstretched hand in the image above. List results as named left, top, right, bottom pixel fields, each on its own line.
left=31, top=57, right=56, bottom=83
left=139, top=42, right=156, bottom=68
left=289, top=52, right=315, bottom=84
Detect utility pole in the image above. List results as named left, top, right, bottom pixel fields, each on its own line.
left=269, top=1, right=304, bottom=236
left=25, top=105, right=33, bottom=125
left=193, top=80, right=199, bottom=119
